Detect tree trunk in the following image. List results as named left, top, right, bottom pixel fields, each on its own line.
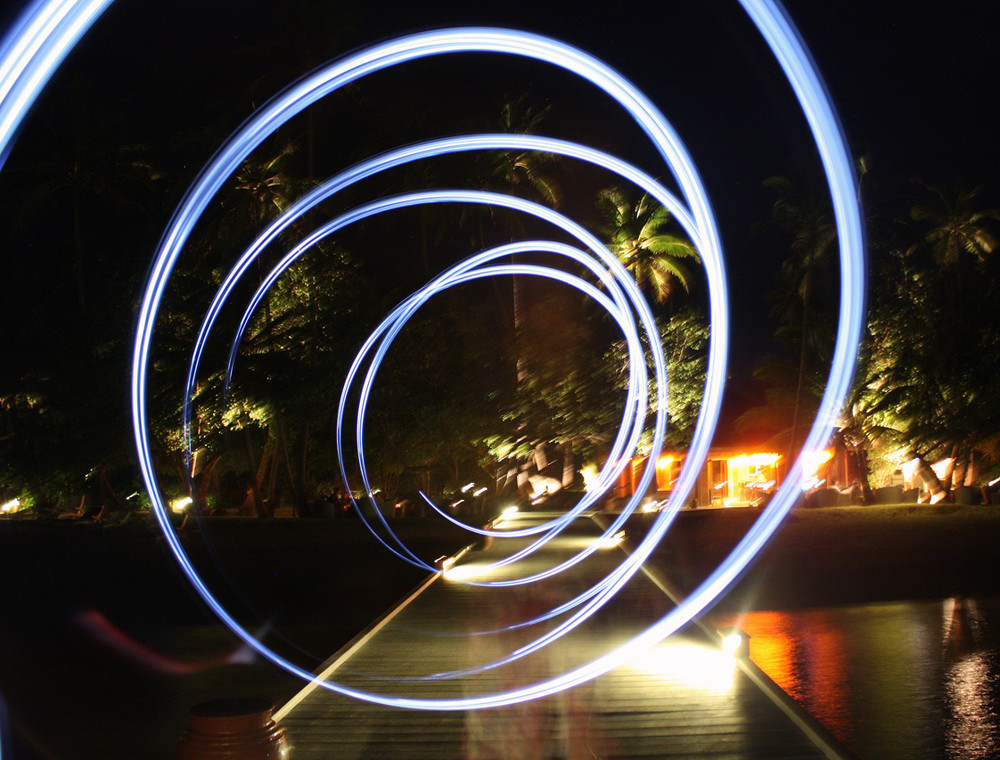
left=275, top=414, right=300, bottom=512
left=263, top=447, right=279, bottom=513
left=951, top=453, right=968, bottom=493
left=513, top=272, right=527, bottom=383
left=964, top=451, right=978, bottom=487
left=913, top=454, right=947, bottom=504
left=296, top=421, right=310, bottom=514
left=243, top=428, right=266, bottom=518
left=562, top=442, right=575, bottom=488
left=854, top=448, right=875, bottom=504
left=940, top=445, right=958, bottom=493
left=788, top=293, right=811, bottom=467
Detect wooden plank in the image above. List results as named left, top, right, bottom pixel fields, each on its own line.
left=278, top=515, right=844, bottom=759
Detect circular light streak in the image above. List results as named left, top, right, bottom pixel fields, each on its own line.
left=0, top=0, right=113, bottom=168
left=0, top=2, right=865, bottom=711
left=192, top=134, right=718, bottom=569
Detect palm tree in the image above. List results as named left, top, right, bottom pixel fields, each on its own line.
left=229, top=140, right=300, bottom=234
left=909, top=183, right=999, bottom=266
left=595, top=187, right=699, bottom=304
left=486, top=94, right=562, bottom=207
left=465, top=95, right=563, bottom=381
left=179, top=139, right=305, bottom=517
left=760, top=174, right=837, bottom=462
left=896, top=183, right=1000, bottom=494
left=849, top=181, right=1000, bottom=501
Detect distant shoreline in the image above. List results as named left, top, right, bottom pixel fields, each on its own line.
left=5, top=501, right=999, bottom=618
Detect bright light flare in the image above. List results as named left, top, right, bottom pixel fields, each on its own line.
left=630, top=642, right=738, bottom=692
left=801, top=476, right=825, bottom=492
left=720, top=629, right=749, bottom=658
left=804, top=449, right=833, bottom=468
left=170, top=496, right=193, bottom=514
left=492, top=506, right=518, bottom=527
left=730, top=452, right=781, bottom=468
left=0, top=498, right=21, bottom=513
left=594, top=530, right=626, bottom=549
left=442, top=562, right=491, bottom=582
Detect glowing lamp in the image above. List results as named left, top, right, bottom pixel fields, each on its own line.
left=1, top=498, right=21, bottom=513
left=460, top=482, right=475, bottom=493
left=803, top=449, right=833, bottom=469
left=435, top=555, right=456, bottom=573
left=594, top=530, right=626, bottom=549
left=492, top=505, right=519, bottom=527
left=719, top=628, right=750, bottom=659
left=170, top=496, right=193, bottom=514
left=442, top=562, right=486, bottom=581
left=633, top=642, right=737, bottom=691
left=473, top=487, right=487, bottom=497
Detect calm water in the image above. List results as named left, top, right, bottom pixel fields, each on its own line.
left=715, top=597, right=1000, bottom=760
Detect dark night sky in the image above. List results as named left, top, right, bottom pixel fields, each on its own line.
left=4, top=0, right=1000, bottom=369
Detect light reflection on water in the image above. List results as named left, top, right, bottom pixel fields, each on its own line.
left=714, top=598, right=1000, bottom=760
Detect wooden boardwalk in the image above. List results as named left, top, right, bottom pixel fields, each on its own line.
left=276, top=513, right=852, bottom=759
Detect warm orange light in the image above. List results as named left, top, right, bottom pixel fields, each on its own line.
left=901, top=457, right=920, bottom=483
left=657, top=455, right=674, bottom=469
left=803, top=449, right=833, bottom=469
left=730, top=453, right=781, bottom=468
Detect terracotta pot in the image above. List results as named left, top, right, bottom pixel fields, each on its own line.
left=177, top=698, right=289, bottom=760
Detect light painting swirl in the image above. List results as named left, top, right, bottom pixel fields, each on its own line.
left=0, top=2, right=866, bottom=710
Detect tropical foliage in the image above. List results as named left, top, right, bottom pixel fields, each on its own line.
left=746, top=175, right=1000, bottom=498
left=3, top=32, right=999, bottom=516
left=596, top=187, right=700, bottom=304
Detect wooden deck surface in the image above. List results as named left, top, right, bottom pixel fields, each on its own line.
left=276, top=513, right=848, bottom=759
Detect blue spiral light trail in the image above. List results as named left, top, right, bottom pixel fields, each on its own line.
left=0, top=2, right=865, bottom=710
